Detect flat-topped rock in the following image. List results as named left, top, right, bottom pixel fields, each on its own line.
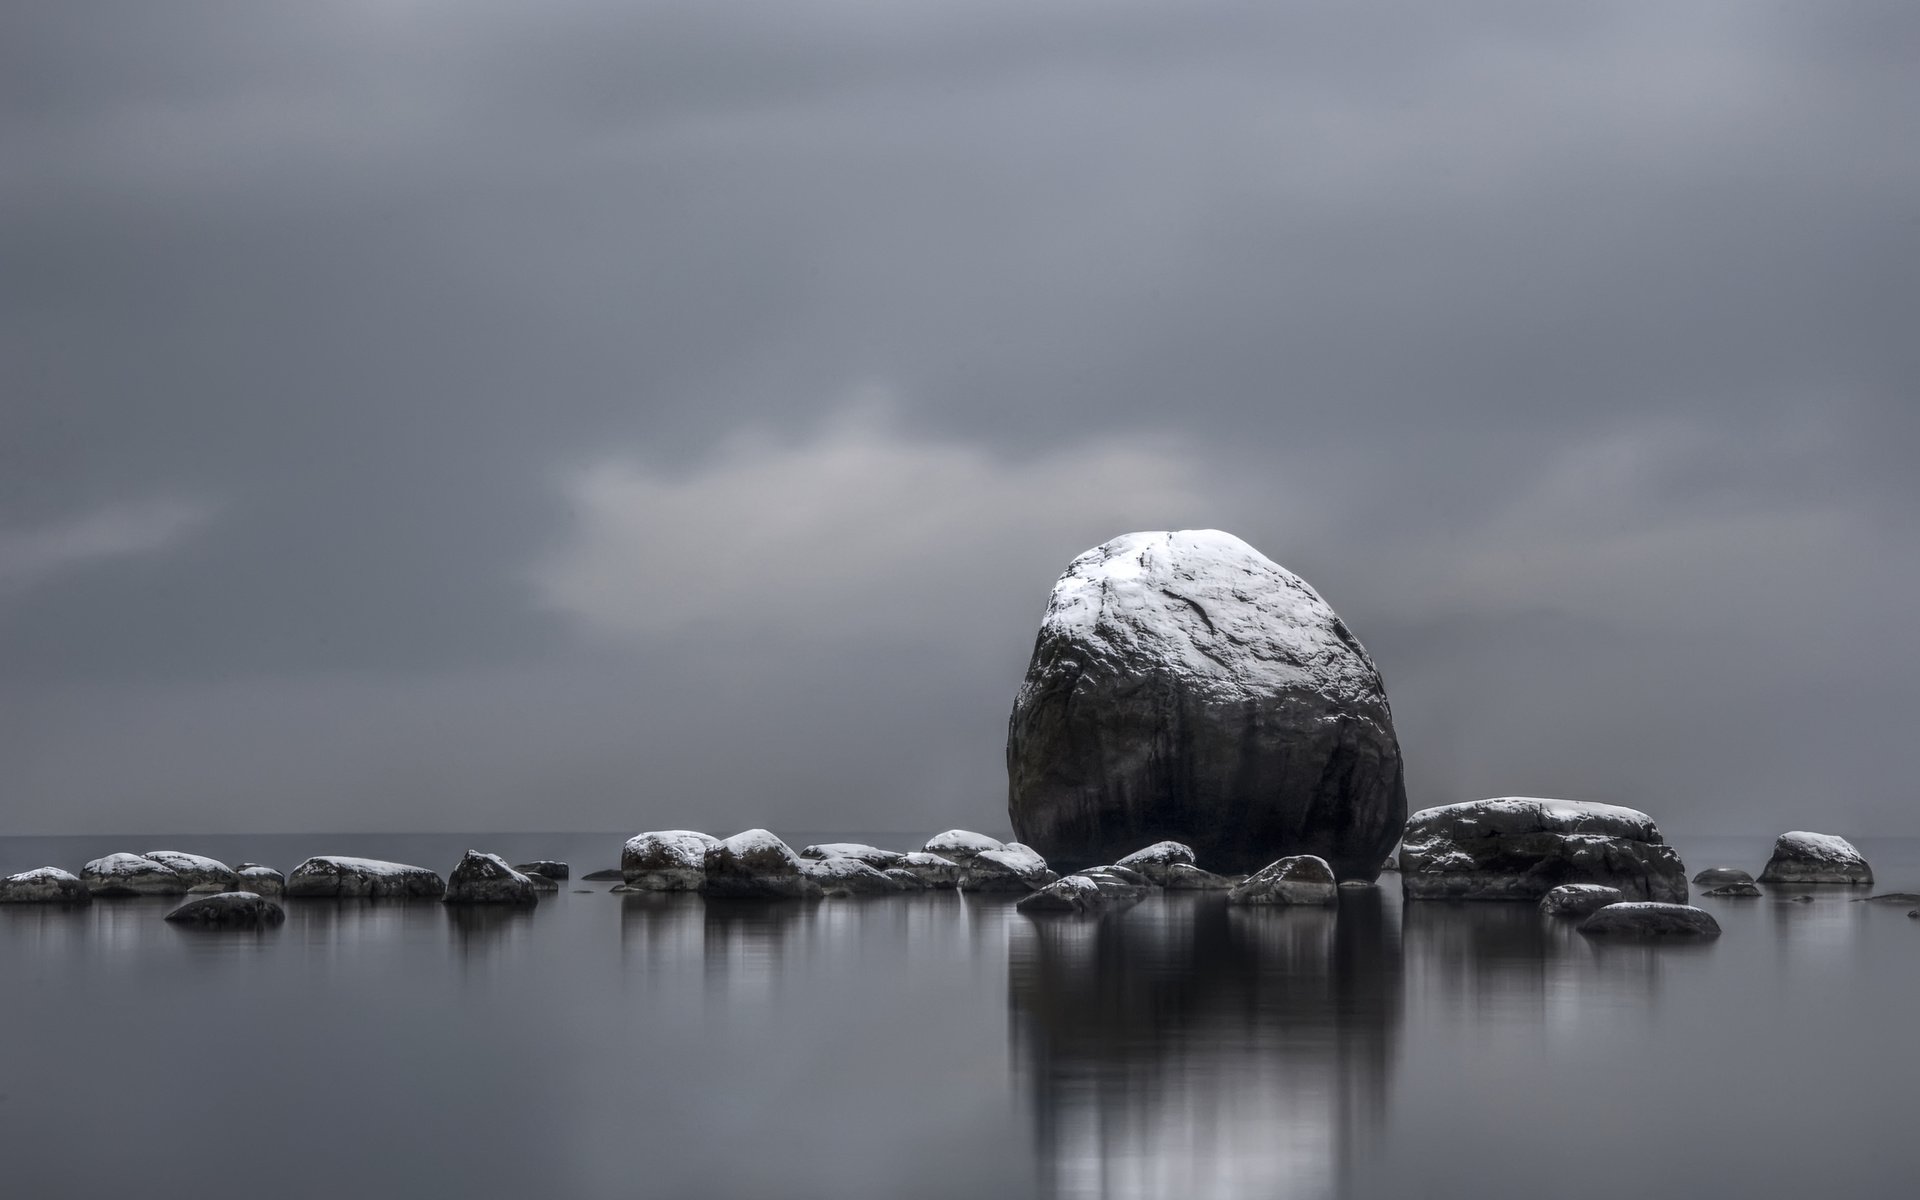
left=1704, top=883, right=1763, bottom=897
left=83, top=853, right=188, bottom=896
left=1538, top=884, right=1624, bottom=917
left=235, top=866, right=285, bottom=895
left=1692, top=866, right=1755, bottom=887
left=1227, top=855, right=1339, bottom=907
left=1758, top=832, right=1872, bottom=885
left=0, top=867, right=93, bottom=905
left=444, top=851, right=539, bottom=904
left=142, top=851, right=237, bottom=891
left=802, top=857, right=905, bottom=896
left=800, top=843, right=905, bottom=869
left=702, top=830, right=823, bottom=900
left=512, top=860, right=569, bottom=880
left=1400, top=797, right=1689, bottom=902
left=285, top=856, right=446, bottom=899
left=957, top=843, right=1050, bottom=893
left=622, top=831, right=720, bottom=892
left=165, top=891, right=285, bottom=929
left=1578, top=902, right=1721, bottom=939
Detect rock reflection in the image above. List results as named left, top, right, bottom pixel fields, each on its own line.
left=1009, top=891, right=1402, bottom=1200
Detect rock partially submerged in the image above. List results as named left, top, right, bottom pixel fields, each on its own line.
left=1578, top=902, right=1721, bottom=939
left=1161, top=862, right=1234, bottom=890
left=801, top=857, right=904, bottom=897
left=443, top=851, right=538, bottom=905
left=1758, top=832, right=1872, bottom=885
left=580, top=869, right=625, bottom=881
left=1854, top=892, right=1920, bottom=905
left=1227, top=855, right=1339, bottom=907
left=285, top=856, right=446, bottom=899
left=165, top=891, right=285, bottom=929
left=891, top=852, right=963, bottom=889
left=513, top=860, right=570, bottom=880
left=142, top=851, right=237, bottom=892
left=702, top=830, right=823, bottom=900
left=1006, top=530, right=1406, bottom=878
left=1704, top=883, right=1763, bottom=898
left=1114, top=841, right=1197, bottom=885
left=1399, top=797, right=1689, bottom=902
left=800, top=843, right=905, bottom=869
left=1538, top=884, right=1624, bottom=917
left=957, top=843, right=1051, bottom=893
left=83, top=853, right=188, bottom=896
left=235, top=865, right=285, bottom=895
left=621, top=831, right=720, bottom=892
left=923, top=830, right=1005, bottom=865
left=1692, top=866, right=1755, bottom=888
left=523, top=871, right=560, bottom=892
left=1016, top=868, right=1149, bottom=916
left=0, top=867, right=93, bottom=905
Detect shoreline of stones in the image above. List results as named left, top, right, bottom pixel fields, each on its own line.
left=1, top=806, right=1912, bottom=936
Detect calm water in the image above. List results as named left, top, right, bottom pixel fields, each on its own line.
left=1, top=832, right=1915, bottom=1199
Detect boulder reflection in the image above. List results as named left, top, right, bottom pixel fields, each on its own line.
left=1009, top=891, right=1402, bottom=1200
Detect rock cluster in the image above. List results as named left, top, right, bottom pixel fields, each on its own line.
left=1399, top=798, right=1689, bottom=902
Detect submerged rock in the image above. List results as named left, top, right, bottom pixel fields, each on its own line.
left=799, top=843, right=905, bottom=869
left=802, top=857, right=905, bottom=897
left=1399, top=797, right=1689, bottom=902
left=1227, top=855, right=1339, bottom=907
left=1539, top=884, right=1625, bottom=917
left=512, top=860, right=570, bottom=880
left=957, top=843, right=1051, bottom=893
left=1704, top=883, right=1763, bottom=898
left=580, top=869, right=625, bottom=881
left=1577, top=902, right=1721, bottom=939
left=702, top=830, right=823, bottom=900
left=1692, top=866, right=1755, bottom=888
left=165, top=891, right=285, bottom=929
left=621, top=831, right=720, bottom=892
left=235, top=865, right=285, bottom=895
left=891, top=852, right=963, bottom=889
left=1855, top=892, right=1920, bottom=904
left=83, top=853, right=188, bottom=896
left=1757, top=832, right=1872, bottom=885
left=0, top=867, right=93, bottom=905
left=1016, top=870, right=1148, bottom=916
left=142, top=851, right=237, bottom=892
left=443, top=851, right=539, bottom=905
left=1006, top=530, right=1406, bottom=878
left=285, top=856, right=446, bottom=899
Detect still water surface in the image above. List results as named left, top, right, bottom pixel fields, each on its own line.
left=1, top=833, right=1914, bottom=1198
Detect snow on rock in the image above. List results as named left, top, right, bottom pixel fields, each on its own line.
left=1227, top=855, right=1339, bottom=907
left=958, top=844, right=1051, bottom=894
left=1399, top=797, right=1689, bottom=903
left=1114, top=841, right=1196, bottom=886
left=923, top=830, right=1004, bottom=863
left=1008, top=530, right=1406, bottom=878
left=801, top=857, right=905, bottom=897
left=1703, top=882, right=1763, bottom=897
left=701, top=830, right=823, bottom=900
left=1577, top=902, right=1721, bottom=939
left=882, top=868, right=929, bottom=892
left=1161, top=862, right=1235, bottom=891
left=799, top=843, right=905, bottom=869
left=512, top=860, right=570, bottom=880
left=165, top=891, right=285, bottom=929
left=235, top=866, right=285, bottom=895
left=443, top=851, right=539, bottom=905
left=1015, top=871, right=1147, bottom=916
left=891, top=852, right=963, bottom=889
left=284, top=856, right=447, bottom=899
left=141, top=850, right=237, bottom=891
left=0, top=867, right=93, bottom=905
left=1692, top=866, right=1755, bottom=887
left=1758, top=831, right=1873, bottom=885
left=83, top=853, right=188, bottom=896
left=622, top=831, right=720, bottom=891
left=1538, top=883, right=1624, bottom=917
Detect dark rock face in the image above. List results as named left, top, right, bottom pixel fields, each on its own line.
left=513, top=860, right=570, bottom=880
left=1577, top=902, right=1721, bottom=939
left=285, top=856, right=446, bottom=899
left=165, top=891, right=285, bottom=929
left=1693, top=867, right=1755, bottom=887
left=0, top=867, right=93, bottom=905
left=1006, top=530, right=1406, bottom=879
left=1399, top=798, right=1689, bottom=902
left=1227, top=855, right=1339, bottom=907
left=1757, top=832, right=1872, bottom=885
left=701, top=830, right=823, bottom=900
left=1538, top=884, right=1624, bottom=917
left=443, top=851, right=538, bottom=905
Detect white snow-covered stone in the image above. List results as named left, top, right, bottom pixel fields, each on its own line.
left=1015, top=872, right=1146, bottom=916
left=801, top=857, right=905, bottom=896
left=284, top=856, right=446, bottom=898
left=83, top=853, right=188, bottom=896
left=621, top=830, right=720, bottom=891
left=1758, top=831, right=1872, bottom=885
left=1113, top=841, right=1200, bottom=886
left=891, top=852, right=963, bottom=889
left=1227, top=856, right=1339, bottom=907
left=923, top=830, right=1005, bottom=863
left=701, top=829, right=823, bottom=900
left=1399, top=797, right=1689, bottom=902
left=141, top=850, right=237, bottom=891
left=0, top=867, right=93, bottom=905
left=235, top=865, right=285, bottom=895
left=958, top=844, right=1051, bottom=893
left=1538, top=883, right=1624, bottom=917
left=799, top=843, right=905, bottom=868
left=443, top=851, right=539, bottom=904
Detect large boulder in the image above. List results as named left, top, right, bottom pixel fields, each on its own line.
left=284, top=856, right=446, bottom=899
left=1006, top=530, right=1406, bottom=878
left=1757, top=832, right=1872, bottom=885
left=621, top=830, right=720, bottom=892
left=701, top=830, right=823, bottom=900
left=0, top=867, right=93, bottom=905
left=1399, top=797, right=1689, bottom=902
left=82, top=853, right=188, bottom=896
left=165, top=891, right=285, bottom=929
left=801, top=857, right=905, bottom=897
left=443, top=851, right=539, bottom=904
left=142, top=850, right=237, bottom=892
left=957, top=843, right=1051, bottom=893
left=922, top=830, right=1005, bottom=865
left=1227, top=855, right=1339, bottom=907
left=1578, top=902, right=1721, bottom=939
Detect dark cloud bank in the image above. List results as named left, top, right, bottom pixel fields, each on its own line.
left=3, top=1, right=1916, bottom=836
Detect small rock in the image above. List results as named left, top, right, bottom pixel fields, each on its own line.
left=890, top=852, right=963, bottom=889
left=1227, top=856, right=1339, bottom=907
left=285, top=856, right=446, bottom=899
left=1704, top=883, right=1763, bottom=897
left=523, top=871, right=560, bottom=892
left=142, top=851, right=238, bottom=891
left=580, top=869, right=625, bottom=881
left=82, top=853, right=187, bottom=896
left=799, top=843, right=905, bottom=869
left=512, top=860, right=570, bottom=880
left=443, top=851, right=539, bottom=905
left=165, top=891, right=285, bottom=929
left=1577, top=902, right=1721, bottom=938
left=802, top=857, right=904, bottom=897
left=235, top=865, right=285, bottom=895
left=1692, top=867, right=1756, bottom=887
left=621, top=831, right=720, bottom=892
left=1113, top=841, right=1196, bottom=885
left=1538, top=884, right=1625, bottom=917
left=882, top=868, right=929, bottom=892
left=1757, top=831, right=1872, bottom=885
left=1853, top=892, right=1920, bottom=904
left=0, top=867, right=93, bottom=905
left=1160, top=862, right=1234, bottom=890
left=1786, top=894, right=1814, bottom=904
left=1016, top=871, right=1147, bottom=916
left=702, top=830, right=823, bottom=900
left=1399, top=797, right=1688, bottom=902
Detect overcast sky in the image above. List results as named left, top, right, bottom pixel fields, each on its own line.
left=3, top=1, right=1916, bottom=837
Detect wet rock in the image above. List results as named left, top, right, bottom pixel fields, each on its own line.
left=442, top=851, right=538, bottom=905
left=1160, top=862, right=1234, bottom=890
left=1692, top=866, right=1756, bottom=888
left=957, top=843, right=1051, bottom=893
left=701, top=830, right=823, bottom=900
left=165, top=891, right=285, bottom=929
left=1758, top=832, right=1873, bottom=885
left=0, top=867, right=93, bottom=905
left=512, top=860, right=570, bottom=880
left=1007, top=530, right=1406, bottom=878
left=83, top=853, right=187, bottom=896
left=1538, top=884, right=1625, bottom=917
left=1084, top=863, right=1151, bottom=888
left=891, top=852, right=963, bottom=889
left=621, top=831, right=720, bottom=892
left=1704, top=883, right=1763, bottom=898
left=1399, top=797, right=1689, bottom=902
left=799, top=843, right=905, bottom=869
left=1577, top=902, right=1721, bottom=939
left=285, top=856, right=446, bottom=899
left=1227, top=855, right=1339, bottom=907
left=235, top=866, right=285, bottom=895
left=802, top=857, right=905, bottom=897
left=142, top=851, right=237, bottom=892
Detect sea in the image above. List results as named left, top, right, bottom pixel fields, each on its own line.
left=1, top=832, right=1915, bottom=1199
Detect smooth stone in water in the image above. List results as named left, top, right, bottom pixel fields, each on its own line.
left=512, top=860, right=570, bottom=880
left=702, top=830, right=823, bottom=900
left=1539, top=884, right=1625, bottom=916
left=799, top=843, right=905, bottom=869
left=142, top=851, right=237, bottom=891
left=580, top=869, right=624, bottom=881
left=891, top=852, right=963, bottom=889
left=83, top=853, right=188, bottom=896
left=1227, top=855, right=1339, bottom=907
left=1016, top=871, right=1147, bottom=916
left=444, top=851, right=539, bottom=904
left=1692, top=866, right=1755, bottom=887
left=922, top=830, right=1004, bottom=865
left=1758, top=832, right=1872, bottom=885
left=0, top=867, right=93, bottom=905
left=621, top=831, right=720, bottom=892
left=1577, top=902, right=1721, bottom=939
left=802, top=857, right=905, bottom=897
left=957, top=843, right=1051, bottom=893
left=1113, top=841, right=1195, bottom=886
left=1854, top=892, right=1920, bottom=904
left=165, top=891, right=285, bottom=929
left=285, top=856, right=446, bottom=899
left=1160, top=862, right=1234, bottom=890
left=1704, top=883, right=1763, bottom=897
left=1399, top=797, right=1689, bottom=902
left=882, top=868, right=929, bottom=892
left=235, top=866, right=285, bottom=895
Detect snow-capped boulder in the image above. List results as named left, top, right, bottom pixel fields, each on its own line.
left=142, top=851, right=237, bottom=891
left=235, top=866, right=285, bottom=895
left=802, top=857, right=905, bottom=897
left=1704, top=883, right=1762, bottom=897
left=1538, top=883, right=1624, bottom=917
left=882, top=868, right=929, bottom=892
left=443, top=851, right=539, bottom=904
left=1227, top=855, right=1339, bottom=907
left=923, top=830, right=1004, bottom=864
left=165, top=891, right=285, bottom=929
left=891, top=852, right=963, bottom=889
left=284, top=856, right=446, bottom=899
left=512, top=860, right=569, bottom=880
left=1007, top=530, right=1406, bottom=878
left=958, top=843, right=1051, bottom=893
left=799, top=843, right=905, bottom=869
left=621, top=831, right=720, bottom=892
left=1161, top=862, right=1234, bottom=890
left=1757, top=832, right=1872, bottom=885
left=83, top=853, right=188, bottom=896
left=1114, top=841, right=1195, bottom=886
left=1692, top=866, right=1755, bottom=887
left=0, top=867, right=93, bottom=905
left=1016, top=870, right=1149, bottom=916
left=1578, top=902, right=1721, bottom=939
left=701, top=830, right=823, bottom=900
left=1399, top=797, right=1689, bottom=902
